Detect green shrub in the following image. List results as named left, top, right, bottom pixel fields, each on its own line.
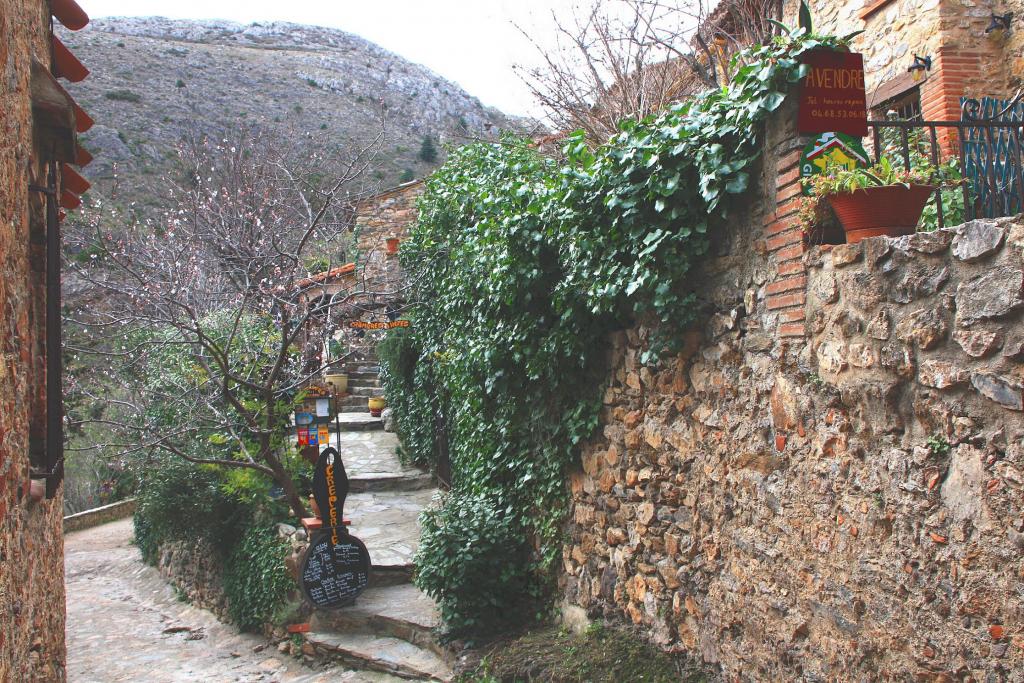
left=132, top=457, right=251, bottom=564
left=395, top=28, right=858, bottom=639
left=175, top=79, right=186, bottom=88
left=104, top=89, right=141, bottom=103
left=222, top=524, right=293, bottom=631
left=378, top=328, right=439, bottom=469
left=400, top=168, right=415, bottom=183
left=415, top=492, right=538, bottom=639
left=418, top=135, right=438, bottom=163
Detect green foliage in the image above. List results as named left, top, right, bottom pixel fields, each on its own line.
left=175, top=79, right=186, bottom=88
left=456, top=623, right=702, bottom=683
left=806, top=157, right=937, bottom=195
left=400, top=168, right=416, bottom=183
left=927, top=434, right=952, bottom=457
left=104, top=89, right=142, bottom=103
left=418, top=135, right=438, bottom=163
left=223, top=524, right=294, bottom=631
left=415, top=492, right=538, bottom=639
left=132, top=456, right=252, bottom=564
left=388, top=30, right=857, bottom=639
left=378, top=328, right=441, bottom=469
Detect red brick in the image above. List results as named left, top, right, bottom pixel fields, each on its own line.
left=780, top=322, right=807, bottom=338
left=774, top=244, right=804, bottom=263
left=778, top=260, right=807, bottom=277
left=777, top=167, right=800, bottom=190
left=766, top=292, right=806, bottom=310
left=779, top=307, right=807, bottom=322
left=774, top=197, right=801, bottom=220
left=765, top=214, right=800, bottom=236
left=766, top=230, right=801, bottom=251
left=766, top=275, right=807, bottom=296
left=776, top=181, right=802, bottom=205
left=778, top=148, right=802, bottom=171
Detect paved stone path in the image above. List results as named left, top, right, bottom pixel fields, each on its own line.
left=65, top=518, right=401, bottom=683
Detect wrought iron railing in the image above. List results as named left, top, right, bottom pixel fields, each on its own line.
left=865, top=91, right=1024, bottom=230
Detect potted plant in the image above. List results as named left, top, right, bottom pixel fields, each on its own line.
left=804, top=158, right=937, bottom=244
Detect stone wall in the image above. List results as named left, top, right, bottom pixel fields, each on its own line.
left=156, top=539, right=231, bottom=620
left=63, top=498, right=136, bottom=533
left=353, top=179, right=422, bottom=288
left=560, top=95, right=1024, bottom=679
left=0, top=0, right=69, bottom=680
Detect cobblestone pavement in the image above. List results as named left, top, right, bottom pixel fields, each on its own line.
left=65, top=518, right=401, bottom=683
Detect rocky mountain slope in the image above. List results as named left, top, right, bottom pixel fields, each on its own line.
left=60, top=17, right=529, bottom=202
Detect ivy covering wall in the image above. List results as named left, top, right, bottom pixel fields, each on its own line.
left=382, top=30, right=855, bottom=639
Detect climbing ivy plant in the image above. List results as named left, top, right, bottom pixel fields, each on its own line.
left=390, top=29, right=857, bottom=639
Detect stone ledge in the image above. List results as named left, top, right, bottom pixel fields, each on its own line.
left=63, top=498, right=136, bottom=533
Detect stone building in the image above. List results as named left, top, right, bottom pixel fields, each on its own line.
left=1, top=0, right=95, bottom=679
left=295, top=180, right=422, bottom=371
left=780, top=0, right=1023, bottom=121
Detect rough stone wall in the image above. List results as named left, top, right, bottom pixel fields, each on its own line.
left=156, top=539, right=230, bottom=620
left=353, top=179, right=421, bottom=288
left=0, top=0, right=69, bottom=680
left=560, top=99, right=1024, bottom=680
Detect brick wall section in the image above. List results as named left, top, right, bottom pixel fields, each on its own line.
left=762, top=106, right=810, bottom=340
left=1, top=0, right=69, bottom=680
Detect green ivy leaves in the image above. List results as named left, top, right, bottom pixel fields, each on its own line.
left=389, top=30, right=854, bottom=638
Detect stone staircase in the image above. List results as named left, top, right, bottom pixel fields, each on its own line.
left=337, top=358, right=386, bottom=414
left=302, top=411, right=450, bottom=681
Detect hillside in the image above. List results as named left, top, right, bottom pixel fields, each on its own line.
left=60, top=17, right=530, bottom=202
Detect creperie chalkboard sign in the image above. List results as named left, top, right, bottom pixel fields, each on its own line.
left=797, top=50, right=868, bottom=137
left=300, top=446, right=371, bottom=609
left=300, top=530, right=370, bottom=609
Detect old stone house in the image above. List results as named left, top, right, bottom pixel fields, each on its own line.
left=295, top=180, right=421, bottom=374
left=1, top=0, right=95, bottom=679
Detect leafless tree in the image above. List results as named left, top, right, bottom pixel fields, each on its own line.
left=518, top=0, right=781, bottom=146
left=64, top=125, right=408, bottom=519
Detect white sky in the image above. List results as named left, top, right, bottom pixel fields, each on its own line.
left=79, top=0, right=591, bottom=117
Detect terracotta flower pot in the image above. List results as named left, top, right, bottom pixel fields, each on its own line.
left=827, top=184, right=935, bottom=244
left=324, top=372, right=348, bottom=396
left=368, top=396, right=386, bottom=417
left=385, top=237, right=400, bottom=254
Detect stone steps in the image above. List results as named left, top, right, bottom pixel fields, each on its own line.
left=306, top=407, right=447, bottom=681
left=311, top=585, right=443, bottom=658
left=336, top=413, right=384, bottom=431
left=304, top=631, right=451, bottom=681
left=349, top=472, right=434, bottom=493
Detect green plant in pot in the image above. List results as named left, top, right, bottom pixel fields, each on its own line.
left=805, top=157, right=937, bottom=243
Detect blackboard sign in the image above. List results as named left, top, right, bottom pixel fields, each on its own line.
left=299, top=530, right=371, bottom=609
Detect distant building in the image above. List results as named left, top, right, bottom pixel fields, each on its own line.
left=1, top=0, right=96, bottom=679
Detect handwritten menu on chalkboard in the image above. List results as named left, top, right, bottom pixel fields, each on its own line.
left=300, top=530, right=371, bottom=609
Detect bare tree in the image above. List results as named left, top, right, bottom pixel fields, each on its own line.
left=64, top=126, right=405, bottom=519
left=518, top=0, right=781, bottom=146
